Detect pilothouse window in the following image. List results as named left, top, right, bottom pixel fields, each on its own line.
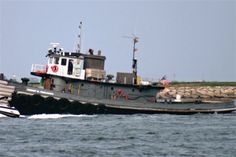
left=61, top=58, right=67, bottom=66
left=54, top=57, right=59, bottom=64
left=49, top=57, right=53, bottom=64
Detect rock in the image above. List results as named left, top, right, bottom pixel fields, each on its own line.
left=177, top=92, right=184, bottom=97
left=191, top=90, right=197, bottom=95
left=184, top=92, right=191, bottom=98
left=160, top=85, right=236, bottom=99
left=169, top=91, right=176, bottom=96
left=207, top=91, right=214, bottom=97
left=156, top=92, right=166, bottom=98
left=196, top=90, right=207, bottom=95
left=224, top=89, right=234, bottom=95
left=163, top=88, right=170, bottom=93
left=169, top=87, right=176, bottom=91
left=214, top=91, right=222, bottom=97
left=178, top=87, right=185, bottom=91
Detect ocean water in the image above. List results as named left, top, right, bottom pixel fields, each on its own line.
left=1, top=112, right=236, bottom=157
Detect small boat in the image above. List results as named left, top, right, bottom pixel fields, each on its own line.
left=0, top=103, right=20, bottom=118
left=0, top=96, right=20, bottom=118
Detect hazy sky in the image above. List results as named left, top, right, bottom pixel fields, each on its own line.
left=0, top=0, right=235, bottom=81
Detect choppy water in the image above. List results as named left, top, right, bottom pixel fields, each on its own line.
left=1, top=112, right=236, bottom=157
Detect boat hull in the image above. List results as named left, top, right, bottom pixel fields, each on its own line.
left=0, top=105, right=20, bottom=118
left=9, top=92, right=236, bottom=115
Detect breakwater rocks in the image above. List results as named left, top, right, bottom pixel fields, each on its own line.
left=158, top=86, right=236, bottom=99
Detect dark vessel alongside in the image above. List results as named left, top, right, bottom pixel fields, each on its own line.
left=3, top=24, right=236, bottom=115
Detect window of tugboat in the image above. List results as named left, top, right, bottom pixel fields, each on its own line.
left=61, top=58, right=67, bottom=66
left=49, top=57, right=53, bottom=64
left=54, top=57, right=59, bottom=64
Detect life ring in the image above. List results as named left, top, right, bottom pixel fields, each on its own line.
left=51, top=65, right=58, bottom=73
left=116, top=89, right=123, bottom=96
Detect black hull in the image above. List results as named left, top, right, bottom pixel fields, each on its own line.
left=10, top=93, right=236, bottom=115
left=10, top=93, right=106, bottom=115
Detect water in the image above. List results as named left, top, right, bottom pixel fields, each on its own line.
left=1, top=113, right=236, bottom=157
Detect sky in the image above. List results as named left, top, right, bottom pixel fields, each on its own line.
left=0, top=0, right=235, bottom=81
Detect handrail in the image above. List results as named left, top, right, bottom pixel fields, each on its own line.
left=31, top=64, right=47, bottom=74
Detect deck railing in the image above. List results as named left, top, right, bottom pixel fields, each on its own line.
left=31, top=64, right=47, bottom=74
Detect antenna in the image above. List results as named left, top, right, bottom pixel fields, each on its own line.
left=76, top=21, right=83, bottom=53
left=124, top=34, right=139, bottom=84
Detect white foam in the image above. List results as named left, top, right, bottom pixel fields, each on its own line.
left=28, top=114, right=97, bottom=119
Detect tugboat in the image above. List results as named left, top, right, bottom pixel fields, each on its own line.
left=6, top=23, right=236, bottom=115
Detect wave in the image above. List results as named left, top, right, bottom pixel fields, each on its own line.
left=27, top=114, right=97, bottom=119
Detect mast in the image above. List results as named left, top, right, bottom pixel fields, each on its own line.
left=124, top=35, right=139, bottom=84
left=76, top=21, right=83, bottom=53
left=132, top=36, right=139, bottom=84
